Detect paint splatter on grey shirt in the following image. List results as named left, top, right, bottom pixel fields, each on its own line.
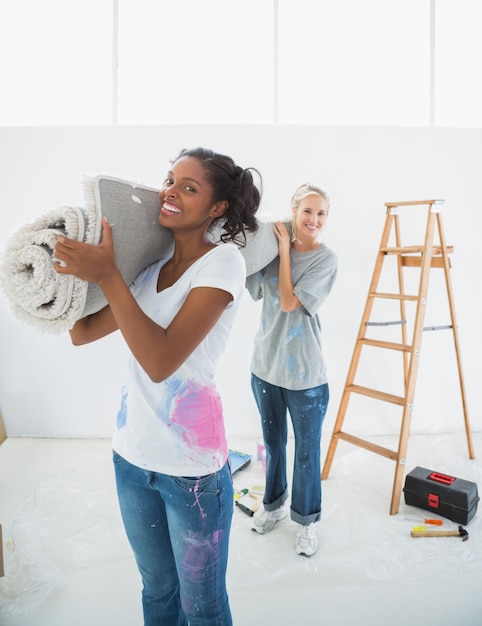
left=246, top=244, right=337, bottom=391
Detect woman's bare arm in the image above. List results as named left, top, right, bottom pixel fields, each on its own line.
left=56, top=218, right=232, bottom=382
left=69, top=305, right=118, bottom=345
left=274, top=221, right=302, bottom=313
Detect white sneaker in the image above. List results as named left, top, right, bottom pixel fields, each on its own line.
left=296, top=523, right=319, bottom=556
left=252, top=504, right=287, bottom=534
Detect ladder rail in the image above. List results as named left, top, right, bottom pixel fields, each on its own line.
left=436, top=212, right=474, bottom=459
left=394, top=213, right=410, bottom=388
left=390, top=207, right=437, bottom=514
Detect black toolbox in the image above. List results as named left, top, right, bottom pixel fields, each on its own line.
left=403, top=466, right=479, bottom=524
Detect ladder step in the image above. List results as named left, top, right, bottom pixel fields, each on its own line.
left=381, top=245, right=425, bottom=254
left=369, top=292, right=418, bottom=301
left=381, top=245, right=453, bottom=255
left=402, top=256, right=451, bottom=268
left=334, top=431, right=399, bottom=461
left=359, top=338, right=412, bottom=352
left=346, top=384, right=405, bottom=406
left=385, top=199, right=444, bottom=208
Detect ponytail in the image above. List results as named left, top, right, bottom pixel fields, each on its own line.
left=172, top=147, right=261, bottom=245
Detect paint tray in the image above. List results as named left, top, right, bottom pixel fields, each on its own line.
left=228, top=449, right=252, bottom=474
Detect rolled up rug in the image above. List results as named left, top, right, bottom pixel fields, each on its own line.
left=80, top=175, right=173, bottom=318
left=0, top=175, right=171, bottom=334
left=0, top=175, right=279, bottom=334
left=0, top=201, right=101, bottom=334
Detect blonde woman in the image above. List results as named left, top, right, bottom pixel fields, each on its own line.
left=247, top=182, right=337, bottom=556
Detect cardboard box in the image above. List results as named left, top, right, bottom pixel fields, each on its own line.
left=403, top=466, right=479, bottom=525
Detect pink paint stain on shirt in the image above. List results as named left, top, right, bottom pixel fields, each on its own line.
left=170, top=381, right=226, bottom=454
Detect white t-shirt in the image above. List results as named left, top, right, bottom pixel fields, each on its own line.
left=112, top=243, right=245, bottom=476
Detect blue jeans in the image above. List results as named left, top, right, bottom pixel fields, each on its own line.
left=113, top=451, right=234, bottom=626
left=251, top=374, right=329, bottom=525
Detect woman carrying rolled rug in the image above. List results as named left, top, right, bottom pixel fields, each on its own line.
left=54, top=147, right=261, bottom=626
left=247, top=182, right=337, bottom=557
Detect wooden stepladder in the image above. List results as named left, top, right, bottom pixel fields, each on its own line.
left=321, top=199, right=474, bottom=515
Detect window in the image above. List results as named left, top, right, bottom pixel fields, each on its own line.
left=0, top=0, right=112, bottom=125
left=435, top=0, right=482, bottom=127
left=279, top=0, right=430, bottom=125
left=0, top=0, right=480, bottom=127
left=117, top=0, right=273, bottom=124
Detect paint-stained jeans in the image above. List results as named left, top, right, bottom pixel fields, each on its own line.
left=113, top=451, right=234, bottom=626
left=251, top=374, right=329, bottom=525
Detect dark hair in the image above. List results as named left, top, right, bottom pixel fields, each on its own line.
left=172, top=147, right=261, bottom=246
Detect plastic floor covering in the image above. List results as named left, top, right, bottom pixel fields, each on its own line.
left=0, top=432, right=481, bottom=626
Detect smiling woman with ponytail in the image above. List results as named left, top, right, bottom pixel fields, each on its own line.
left=54, top=146, right=262, bottom=626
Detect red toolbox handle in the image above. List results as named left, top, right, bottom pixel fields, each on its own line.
left=429, top=471, right=455, bottom=485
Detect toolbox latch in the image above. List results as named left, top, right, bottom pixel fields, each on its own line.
left=428, top=493, right=439, bottom=508
left=429, top=471, right=455, bottom=486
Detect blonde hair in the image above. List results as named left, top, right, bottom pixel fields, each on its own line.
left=290, top=182, right=330, bottom=243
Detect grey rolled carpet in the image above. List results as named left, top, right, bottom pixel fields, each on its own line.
left=0, top=175, right=278, bottom=334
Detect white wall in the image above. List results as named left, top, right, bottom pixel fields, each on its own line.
left=0, top=125, right=481, bottom=443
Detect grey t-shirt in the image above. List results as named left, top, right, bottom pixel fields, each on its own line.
left=246, top=243, right=338, bottom=391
